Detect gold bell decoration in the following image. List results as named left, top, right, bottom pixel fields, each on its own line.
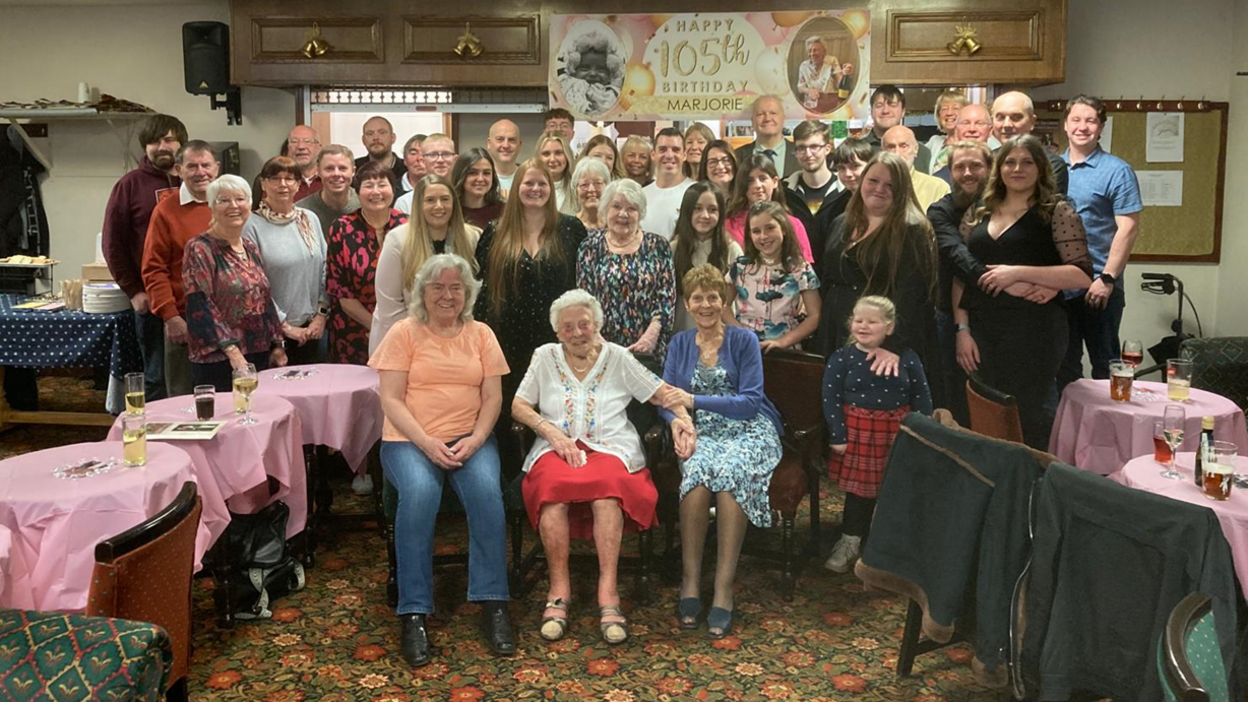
left=454, top=23, right=484, bottom=59
left=300, top=23, right=331, bottom=59
left=947, top=23, right=983, bottom=56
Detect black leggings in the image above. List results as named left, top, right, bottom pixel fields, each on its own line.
left=842, top=492, right=876, bottom=538
left=190, top=351, right=271, bottom=392
left=969, top=303, right=1067, bottom=450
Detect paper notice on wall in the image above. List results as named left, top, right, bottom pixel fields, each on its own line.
left=1137, top=171, right=1183, bottom=206
left=1145, top=112, right=1184, bottom=162
left=1100, top=116, right=1114, bottom=153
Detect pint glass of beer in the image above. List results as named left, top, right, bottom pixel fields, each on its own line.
left=1109, top=360, right=1133, bottom=401
left=1203, top=441, right=1238, bottom=501
left=1168, top=358, right=1194, bottom=402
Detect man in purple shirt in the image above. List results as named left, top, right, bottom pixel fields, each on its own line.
left=101, top=114, right=186, bottom=400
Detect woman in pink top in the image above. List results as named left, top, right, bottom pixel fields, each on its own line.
left=723, top=154, right=814, bottom=262
left=368, top=253, right=514, bottom=668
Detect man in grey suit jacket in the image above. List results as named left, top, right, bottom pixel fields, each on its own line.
left=734, top=95, right=799, bottom=178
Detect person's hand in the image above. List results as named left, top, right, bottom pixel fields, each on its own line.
left=165, top=315, right=189, bottom=345
left=547, top=430, right=585, bottom=468
left=955, top=329, right=980, bottom=373
left=130, top=292, right=150, bottom=314
left=270, top=346, right=288, bottom=368
left=830, top=443, right=848, bottom=455
left=842, top=63, right=854, bottom=75
left=759, top=337, right=789, bottom=353
left=865, top=347, right=900, bottom=377
left=448, top=433, right=485, bottom=463
left=663, top=386, right=695, bottom=410
left=1084, top=278, right=1114, bottom=309
left=671, top=418, right=697, bottom=460
left=225, top=348, right=249, bottom=371
left=1026, top=286, right=1059, bottom=304
left=979, top=265, right=1023, bottom=295
left=1002, top=282, right=1039, bottom=299
left=417, top=434, right=462, bottom=470
left=282, top=323, right=307, bottom=345
left=305, top=314, right=326, bottom=340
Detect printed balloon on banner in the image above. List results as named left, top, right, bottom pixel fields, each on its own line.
left=755, top=45, right=789, bottom=96
left=619, top=63, right=655, bottom=110
left=840, top=10, right=871, bottom=40
left=771, top=11, right=816, bottom=27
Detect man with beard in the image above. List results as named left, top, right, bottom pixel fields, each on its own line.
left=297, top=145, right=361, bottom=236
left=928, top=140, right=1055, bottom=419
left=931, top=103, right=998, bottom=186
left=141, top=141, right=218, bottom=397
left=102, top=113, right=186, bottom=401
left=355, top=116, right=406, bottom=186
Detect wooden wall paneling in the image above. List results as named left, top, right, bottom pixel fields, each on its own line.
left=250, top=17, right=384, bottom=63
left=402, top=16, right=540, bottom=65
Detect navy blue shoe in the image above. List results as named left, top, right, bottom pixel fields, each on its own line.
left=677, top=597, right=702, bottom=629
left=707, top=606, right=733, bottom=639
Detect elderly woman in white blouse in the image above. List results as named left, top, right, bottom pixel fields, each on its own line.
left=511, top=289, right=691, bottom=647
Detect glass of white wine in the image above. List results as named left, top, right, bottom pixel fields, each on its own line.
left=1160, top=403, right=1186, bottom=480
left=124, top=372, right=145, bottom=415
left=232, top=364, right=259, bottom=426
left=121, top=413, right=147, bottom=467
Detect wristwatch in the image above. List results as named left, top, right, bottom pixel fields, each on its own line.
left=317, top=304, right=331, bottom=316
left=955, top=323, right=971, bottom=333
left=1098, top=272, right=1117, bottom=286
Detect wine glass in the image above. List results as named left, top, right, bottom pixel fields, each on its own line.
left=232, top=364, right=259, bottom=426
left=1160, top=404, right=1186, bottom=480
left=1121, top=340, right=1144, bottom=368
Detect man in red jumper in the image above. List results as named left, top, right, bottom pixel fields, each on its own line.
left=102, top=114, right=186, bottom=401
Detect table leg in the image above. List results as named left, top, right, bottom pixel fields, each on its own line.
left=314, top=445, right=334, bottom=519
left=210, top=538, right=235, bottom=630
left=303, top=444, right=318, bottom=568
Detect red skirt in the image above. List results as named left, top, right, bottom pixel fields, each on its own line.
left=523, top=442, right=659, bottom=541
left=827, top=405, right=910, bottom=498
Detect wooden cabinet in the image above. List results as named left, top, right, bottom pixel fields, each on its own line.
left=870, top=0, right=1066, bottom=85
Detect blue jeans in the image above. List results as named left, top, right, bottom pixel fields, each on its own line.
left=381, top=436, right=509, bottom=615
left=1057, top=285, right=1126, bottom=392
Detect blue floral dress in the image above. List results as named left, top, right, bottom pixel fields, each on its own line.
left=727, top=256, right=820, bottom=342
left=680, top=361, right=783, bottom=528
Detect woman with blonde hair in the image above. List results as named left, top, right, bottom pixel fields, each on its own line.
left=818, top=152, right=938, bottom=384
left=580, top=134, right=628, bottom=180
left=535, top=132, right=578, bottom=215
left=371, top=174, right=480, bottom=354
left=570, top=156, right=611, bottom=233
left=953, top=135, right=1092, bottom=447
left=682, top=122, right=716, bottom=179
left=620, top=135, right=654, bottom=186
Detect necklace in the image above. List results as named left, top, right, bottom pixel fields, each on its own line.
left=565, top=347, right=599, bottom=374
left=696, top=330, right=723, bottom=365
left=607, top=229, right=641, bottom=251
left=761, top=255, right=780, bottom=266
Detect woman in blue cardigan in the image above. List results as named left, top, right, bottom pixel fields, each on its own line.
left=660, top=264, right=784, bottom=639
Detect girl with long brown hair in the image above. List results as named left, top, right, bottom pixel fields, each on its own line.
left=670, top=182, right=742, bottom=331
left=953, top=135, right=1092, bottom=447
left=580, top=134, right=628, bottom=181
left=722, top=154, right=814, bottom=262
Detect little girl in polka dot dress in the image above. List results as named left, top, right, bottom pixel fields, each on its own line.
left=822, top=295, right=932, bottom=573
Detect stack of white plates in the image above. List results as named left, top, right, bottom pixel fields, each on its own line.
left=83, top=283, right=129, bottom=314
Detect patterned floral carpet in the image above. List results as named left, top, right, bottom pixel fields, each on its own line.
left=6, top=377, right=1005, bottom=701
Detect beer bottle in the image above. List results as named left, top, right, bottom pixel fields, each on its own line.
left=1195, top=415, right=1216, bottom=487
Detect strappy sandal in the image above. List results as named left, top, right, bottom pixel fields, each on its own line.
left=540, top=598, right=570, bottom=642
left=599, top=604, right=629, bottom=645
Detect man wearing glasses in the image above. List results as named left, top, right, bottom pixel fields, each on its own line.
left=865, top=85, right=932, bottom=174
left=421, top=134, right=458, bottom=179
left=252, top=125, right=323, bottom=209
left=783, top=120, right=840, bottom=271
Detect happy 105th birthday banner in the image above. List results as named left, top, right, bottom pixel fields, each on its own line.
left=549, top=11, right=871, bottom=122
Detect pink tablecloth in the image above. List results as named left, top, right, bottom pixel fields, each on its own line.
left=1114, top=452, right=1248, bottom=591
left=108, top=393, right=307, bottom=546
left=0, top=525, right=10, bottom=604
left=253, top=364, right=382, bottom=472
left=0, top=441, right=205, bottom=611
left=1050, top=379, right=1248, bottom=475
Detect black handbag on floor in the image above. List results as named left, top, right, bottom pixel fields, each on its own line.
left=223, top=500, right=305, bottom=620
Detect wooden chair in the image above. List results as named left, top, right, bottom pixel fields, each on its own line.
left=86, top=481, right=201, bottom=702
left=644, top=347, right=825, bottom=601
left=966, top=373, right=1025, bottom=444
left=1158, top=592, right=1229, bottom=702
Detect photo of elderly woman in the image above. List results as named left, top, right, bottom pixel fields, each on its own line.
left=555, top=23, right=627, bottom=118
left=788, top=17, right=859, bottom=115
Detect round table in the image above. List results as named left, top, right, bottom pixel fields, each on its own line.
left=107, top=393, right=308, bottom=549
left=0, top=525, right=10, bottom=604
left=252, top=363, right=382, bottom=472
left=0, top=441, right=203, bottom=611
left=1114, top=452, right=1248, bottom=592
left=1050, top=379, right=1248, bottom=475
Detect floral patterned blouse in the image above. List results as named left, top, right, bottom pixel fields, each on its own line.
left=727, top=256, right=821, bottom=342
left=183, top=232, right=283, bottom=363
left=576, top=230, right=676, bottom=360
left=325, top=209, right=407, bottom=364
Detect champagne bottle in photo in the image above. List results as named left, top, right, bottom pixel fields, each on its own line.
left=1195, top=415, right=1215, bottom=487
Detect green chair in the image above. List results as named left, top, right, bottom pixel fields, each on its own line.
left=1181, top=337, right=1248, bottom=411
left=1157, top=592, right=1230, bottom=702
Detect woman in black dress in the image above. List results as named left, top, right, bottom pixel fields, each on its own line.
left=818, top=152, right=938, bottom=381
left=476, top=159, right=589, bottom=466
left=952, top=135, right=1092, bottom=448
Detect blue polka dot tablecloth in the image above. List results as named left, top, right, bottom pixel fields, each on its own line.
left=0, top=295, right=142, bottom=376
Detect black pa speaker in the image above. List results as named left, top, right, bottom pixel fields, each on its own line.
left=183, top=21, right=230, bottom=96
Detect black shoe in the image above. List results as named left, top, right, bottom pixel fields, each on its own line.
left=399, top=614, right=431, bottom=667
left=479, top=602, right=516, bottom=656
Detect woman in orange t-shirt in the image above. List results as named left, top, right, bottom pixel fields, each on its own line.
left=368, top=253, right=513, bottom=668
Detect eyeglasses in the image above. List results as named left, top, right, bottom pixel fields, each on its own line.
left=704, top=157, right=733, bottom=169
left=424, top=152, right=456, bottom=161
left=287, top=138, right=321, bottom=146
left=576, top=180, right=605, bottom=192
left=794, top=144, right=828, bottom=154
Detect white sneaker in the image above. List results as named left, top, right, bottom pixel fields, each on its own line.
left=823, top=535, right=862, bottom=573
left=351, top=474, right=374, bottom=496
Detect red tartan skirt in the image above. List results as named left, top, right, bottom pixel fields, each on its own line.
left=827, top=405, right=910, bottom=498
left=523, top=441, right=659, bottom=541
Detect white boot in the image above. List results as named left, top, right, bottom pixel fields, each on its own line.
left=823, top=535, right=862, bottom=573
